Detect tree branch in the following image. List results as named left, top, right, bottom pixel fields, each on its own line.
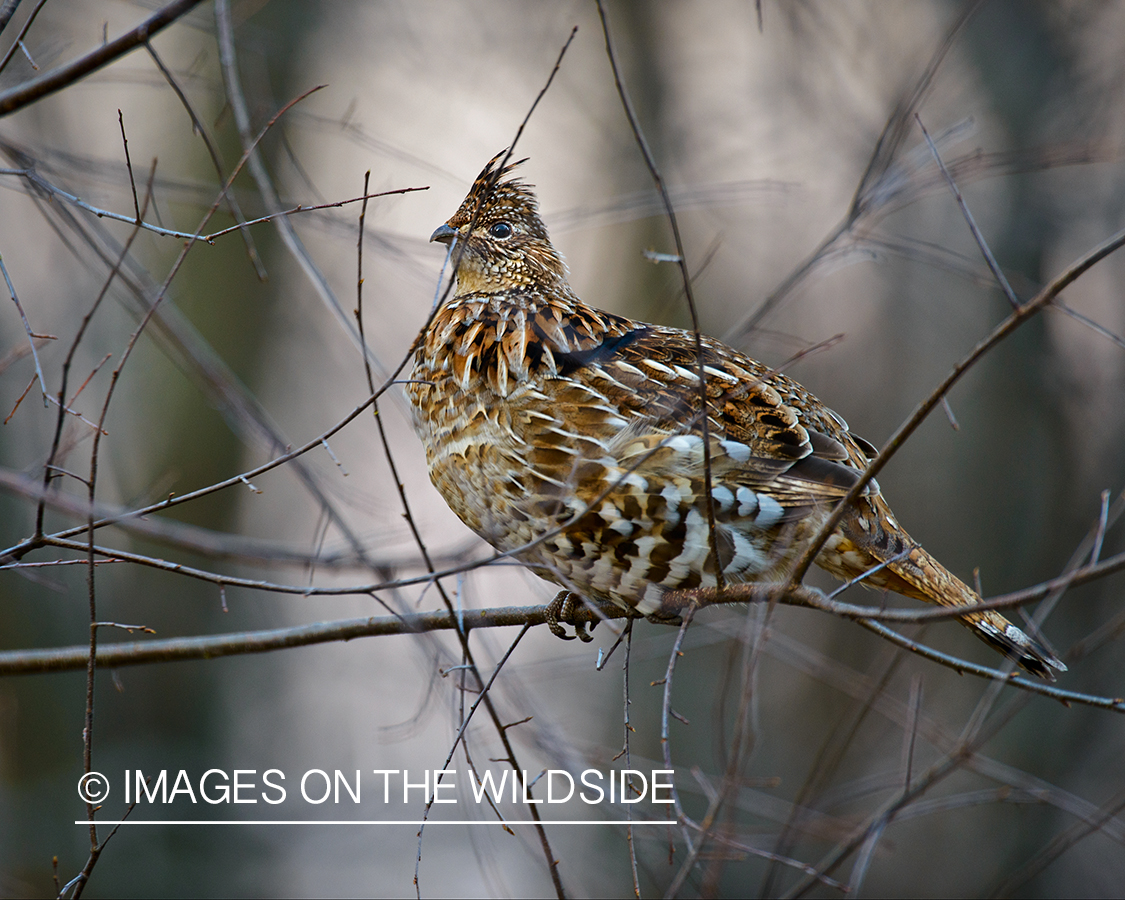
left=0, top=0, right=206, bottom=117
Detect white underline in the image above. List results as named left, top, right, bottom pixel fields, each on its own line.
left=76, top=819, right=671, bottom=826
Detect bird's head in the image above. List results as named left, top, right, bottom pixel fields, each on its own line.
left=431, top=151, right=569, bottom=295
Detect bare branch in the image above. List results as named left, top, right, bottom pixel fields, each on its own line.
left=0, top=0, right=206, bottom=117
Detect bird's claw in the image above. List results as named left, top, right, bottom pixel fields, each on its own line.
left=545, top=591, right=595, bottom=642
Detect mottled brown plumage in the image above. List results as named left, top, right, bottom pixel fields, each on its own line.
left=406, top=152, right=1065, bottom=680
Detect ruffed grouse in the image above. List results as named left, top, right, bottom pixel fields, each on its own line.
left=406, top=152, right=1065, bottom=680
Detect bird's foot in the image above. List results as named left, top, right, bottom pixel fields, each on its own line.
left=645, top=609, right=683, bottom=628
left=545, top=591, right=596, bottom=642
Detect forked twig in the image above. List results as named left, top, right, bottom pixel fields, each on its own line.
left=0, top=252, right=48, bottom=405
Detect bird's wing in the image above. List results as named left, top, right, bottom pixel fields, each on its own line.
left=521, top=320, right=874, bottom=510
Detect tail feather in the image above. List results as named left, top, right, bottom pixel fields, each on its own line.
left=969, top=612, right=1066, bottom=681
left=877, top=543, right=1066, bottom=681
left=822, top=509, right=1067, bottom=680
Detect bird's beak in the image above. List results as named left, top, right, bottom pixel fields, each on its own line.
left=430, top=223, right=459, bottom=245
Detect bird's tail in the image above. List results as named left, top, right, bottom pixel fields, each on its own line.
left=857, top=538, right=1067, bottom=681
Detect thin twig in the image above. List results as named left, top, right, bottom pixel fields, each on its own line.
left=2, top=465, right=463, bottom=569
left=620, top=621, right=642, bottom=898
left=0, top=165, right=428, bottom=244
left=117, top=110, right=140, bottom=223
left=917, top=114, right=1020, bottom=308
left=681, top=821, right=849, bottom=891
left=853, top=618, right=1124, bottom=711
left=659, top=603, right=699, bottom=867
left=203, top=187, right=430, bottom=240
left=1091, top=489, right=1110, bottom=566
left=3, top=166, right=214, bottom=240
left=36, top=161, right=154, bottom=544
left=0, top=252, right=47, bottom=405
left=1051, top=299, right=1125, bottom=351
left=903, top=674, right=923, bottom=793
left=760, top=640, right=912, bottom=896
left=596, top=0, right=725, bottom=595
left=0, top=0, right=45, bottom=76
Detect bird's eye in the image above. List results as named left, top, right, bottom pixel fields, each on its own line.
left=489, top=222, right=513, bottom=239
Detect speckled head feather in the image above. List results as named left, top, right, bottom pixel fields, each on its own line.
left=430, top=151, right=568, bottom=295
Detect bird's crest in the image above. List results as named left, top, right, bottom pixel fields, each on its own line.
left=445, top=150, right=546, bottom=239
left=468, top=150, right=529, bottom=210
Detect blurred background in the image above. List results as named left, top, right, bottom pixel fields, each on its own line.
left=1, top=1, right=1124, bottom=896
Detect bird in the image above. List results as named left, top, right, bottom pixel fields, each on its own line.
left=405, top=151, right=1066, bottom=681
